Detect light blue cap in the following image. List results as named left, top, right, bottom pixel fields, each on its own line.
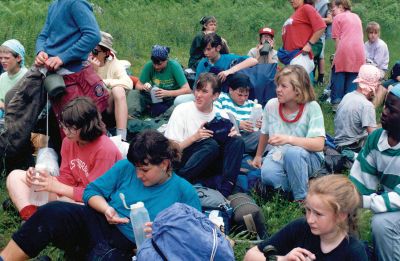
left=1, top=39, right=25, bottom=67
left=389, top=83, right=400, bottom=99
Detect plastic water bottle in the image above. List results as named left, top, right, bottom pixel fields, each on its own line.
left=130, top=202, right=150, bottom=249
left=29, top=163, right=50, bottom=206
left=150, top=85, right=163, bottom=104
left=250, top=100, right=263, bottom=131
left=29, top=148, right=59, bottom=206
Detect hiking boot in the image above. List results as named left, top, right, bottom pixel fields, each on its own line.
left=253, top=179, right=293, bottom=201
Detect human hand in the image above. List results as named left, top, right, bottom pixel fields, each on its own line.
left=281, top=247, right=316, bottom=261
left=302, top=42, right=312, bottom=54
left=268, top=134, right=292, bottom=146
left=142, top=82, right=152, bottom=92
left=45, top=56, right=64, bottom=71
left=155, top=88, right=169, bottom=98
left=104, top=206, right=129, bottom=225
left=193, top=123, right=213, bottom=141
left=239, top=120, right=254, bottom=132
left=88, top=54, right=101, bottom=68
left=35, top=51, right=48, bottom=67
left=144, top=221, right=153, bottom=238
left=268, top=38, right=275, bottom=48
left=228, top=126, right=239, bottom=137
left=218, top=69, right=232, bottom=82
left=26, top=167, right=54, bottom=192
left=251, top=155, right=263, bottom=169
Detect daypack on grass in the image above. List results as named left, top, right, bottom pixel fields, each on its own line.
left=137, top=203, right=234, bottom=261
left=195, top=184, right=233, bottom=234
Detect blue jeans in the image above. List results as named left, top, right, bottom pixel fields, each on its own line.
left=371, top=211, right=400, bottom=261
left=330, top=66, right=358, bottom=104
left=260, top=146, right=322, bottom=200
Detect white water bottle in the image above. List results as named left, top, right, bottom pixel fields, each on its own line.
left=29, top=163, right=49, bottom=206
left=250, top=100, right=263, bottom=131
left=130, top=202, right=150, bottom=249
left=150, top=85, right=163, bottom=104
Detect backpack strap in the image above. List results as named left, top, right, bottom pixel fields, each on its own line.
left=151, top=238, right=168, bottom=261
left=210, top=228, right=218, bottom=261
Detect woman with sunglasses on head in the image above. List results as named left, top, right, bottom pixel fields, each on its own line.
left=89, top=31, right=133, bottom=141
left=1, top=130, right=200, bottom=261
left=6, top=97, right=122, bottom=221
left=133, top=45, right=192, bottom=117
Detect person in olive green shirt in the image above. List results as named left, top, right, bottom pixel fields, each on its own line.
left=134, top=45, right=191, bottom=117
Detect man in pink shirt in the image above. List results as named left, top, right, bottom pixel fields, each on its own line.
left=330, top=0, right=365, bottom=110
left=6, top=97, right=122, bottom=220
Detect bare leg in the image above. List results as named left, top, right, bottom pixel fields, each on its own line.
left=6, top=170, right=31, bottom=211
left=111, top=86, right=128, bottom=130
left=0, top=239, right=30, bottom=261
left=373, top=85, right=388, bottom=108
left=243, top=246, right=267, bottom=261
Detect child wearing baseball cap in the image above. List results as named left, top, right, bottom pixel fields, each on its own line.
left=248, top=27, right=278, bottom=64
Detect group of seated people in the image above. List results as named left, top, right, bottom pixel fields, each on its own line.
left=1, top=0, right=400, bottom=260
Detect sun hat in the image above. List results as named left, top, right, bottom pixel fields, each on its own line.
left=1, top=39, right=25, bottom=67
left=99, top=31, right=117, bottom=53
left=353, top=64, right=381, bottom=96
left=258, top=27, right=275, bottom=38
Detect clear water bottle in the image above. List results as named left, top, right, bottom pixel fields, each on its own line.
left=29, top=163, right=50, bottom=206
left=130, top=201, right=150, bottom=249
left=249, top=100, right=263, bottom=131
left=29, top=148, right=59, bottom=206
left=150, top=85, right=163, bottom=104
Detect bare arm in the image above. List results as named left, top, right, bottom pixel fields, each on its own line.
left=366, top=126, right=377, bottom=134
left=88, top=195, right=129, bottom=224
left=218, top=57, right=258, bottom=82
left=252, top=133, right=269, bottom=168
left=155, top=82, right=191, bottom=98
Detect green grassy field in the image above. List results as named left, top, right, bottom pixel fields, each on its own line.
left=1, top=0, right=399, bottom=259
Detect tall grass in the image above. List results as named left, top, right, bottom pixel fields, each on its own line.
left=0, top=0, right=399, bottom=260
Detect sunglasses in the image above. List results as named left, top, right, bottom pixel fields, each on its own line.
left=91, top=49, right=103, bottom=56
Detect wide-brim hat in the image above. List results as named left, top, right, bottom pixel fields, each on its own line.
left=99, top=31, right=117, bottom=54
left=353, top=64, right=381, bottom=94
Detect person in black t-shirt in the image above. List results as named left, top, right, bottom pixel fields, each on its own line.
left=244, top=174, right=368, bottom=261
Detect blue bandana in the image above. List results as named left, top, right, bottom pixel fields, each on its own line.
left=151, top=45, right=169, bottom=60
left=1, top=39, right=25, bottom=67
left=390, top=83, right=400, bottom=98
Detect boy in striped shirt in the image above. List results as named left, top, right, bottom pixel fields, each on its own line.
left=214, top=73, right=260, bottom=154
left=349, top=84, right=400, bottom=261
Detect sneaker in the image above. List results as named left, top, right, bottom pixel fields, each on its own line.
left=332, top=103, right=339, bottom=112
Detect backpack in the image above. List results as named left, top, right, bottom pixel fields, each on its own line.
left=137, top=203, right=235, bottom=261
left=194, top=185, right=233, bottom=234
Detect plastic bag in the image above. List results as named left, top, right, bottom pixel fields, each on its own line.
left=36, top=147, right=59, bottom=176
left=290, top=53, right=315, bottom=74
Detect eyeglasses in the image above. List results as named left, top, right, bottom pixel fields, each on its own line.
left=91, top=49, right=104, bottom=56
left=60, top=123, right=79, bottom=135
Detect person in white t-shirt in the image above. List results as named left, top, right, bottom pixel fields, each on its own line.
left=164, top=72, right=244, bottom=197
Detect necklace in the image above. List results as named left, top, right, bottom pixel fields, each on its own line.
left=279, top=103, right=305, bottom=123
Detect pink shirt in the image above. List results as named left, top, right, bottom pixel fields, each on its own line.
left=332, top=11, right=365, bottom=73
left=57, top=134, right=122, bottom=202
